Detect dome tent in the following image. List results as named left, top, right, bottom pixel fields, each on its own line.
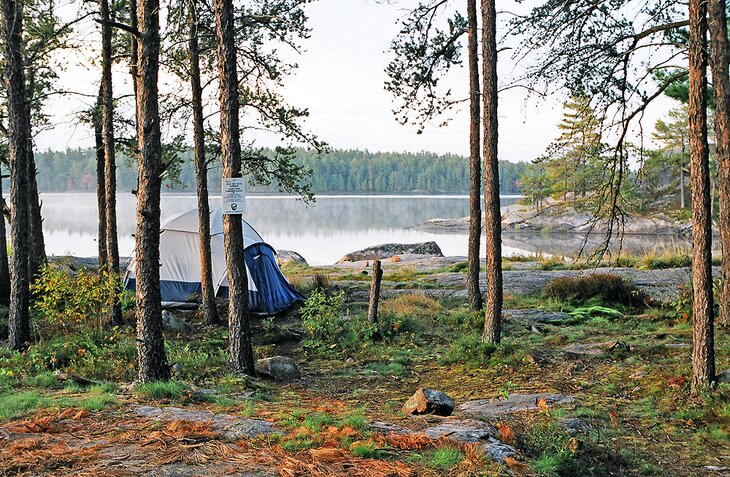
left=124, top=208, right=304, bottom=315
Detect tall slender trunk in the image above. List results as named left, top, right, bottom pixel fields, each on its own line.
left=481, top=0, right=502, bottom=344
left=27, top=155, right=45, bottom=276
left=680, top=166, right=686, bottom=210
left=466, top=0, right=482, bottom=311
left=709, top=0, right=730, bottom=327
left=214, top=0, right=255, bottom=374
left=134, top=0, right=169, bottom=382
left=24, top=74, right=46, bottom=278
left=0, top=158, right=10, bottom=307
left=189, top=0, right=219, bottom=325
left=688, top=0, right=716, bottom=392
left=129, top=0, right=138, bottom=107
left=3, top=0, right=32, bottom=350
left=94, top=87, right=108, bottom=269
left=101, top=0, right=122, bottom=326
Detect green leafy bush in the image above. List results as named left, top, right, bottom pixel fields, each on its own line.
left=301, top=289, right=347, bottom=342
left=31, top=263, right=123, bottom=332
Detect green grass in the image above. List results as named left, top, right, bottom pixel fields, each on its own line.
left=413, top=447, right=463, bottom=471
left=302, top=412, right=335, bottom=433
left=23, top=371, right=58, bottom=389
left=338, top=409, right=367, bottom=430
left=531, top=451, right=573, bottom=476
left=364, top=361, right=406, bottom=376
left=0, top=384, right=117, bottom=419
left=135, top=380, right=190, bottom=400
left=350, top=440, right=381, bottom=458
left=442, top=332, right=497, bottom=367
left=0, top=390, right=51, bottom=419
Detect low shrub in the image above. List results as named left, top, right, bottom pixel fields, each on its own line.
left=301, top=289, right=347, bottom=343
left=379, top=294, right=441, bottom=320
left=31, top=262, right=124, bottom=332
left=544, top=273, right=647, bottom=307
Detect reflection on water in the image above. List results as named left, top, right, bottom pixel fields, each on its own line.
left=39, top=193, right=697, bottom=265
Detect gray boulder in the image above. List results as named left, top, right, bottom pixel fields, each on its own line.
left=255, top=356, right=301, bottom=383
left=276, top=250, right=308, bottom=266
left=560, top=417, right=592, bottom=435
left=402, top=388, right=455, bottom=416
left=339, top=242, right=443, bottom=262
left=162, top=310, right=192, bottom=333
left=460, top=393, right=575, bottom=418
left=424, top=419, right=515, bottom=462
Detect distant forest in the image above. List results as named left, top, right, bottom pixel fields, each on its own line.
left=34, top=148, right=526, bottom=195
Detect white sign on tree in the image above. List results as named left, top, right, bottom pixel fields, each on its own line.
left=222, top=177, right=246, bottom=215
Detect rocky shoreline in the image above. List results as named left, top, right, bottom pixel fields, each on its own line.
left=413, top=200, right=701, bottom=236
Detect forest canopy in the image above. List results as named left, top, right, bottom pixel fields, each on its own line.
left=32, top=148, right=526, bottom=195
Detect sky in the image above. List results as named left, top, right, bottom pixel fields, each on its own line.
left=35, top=0, right=677, bottom=163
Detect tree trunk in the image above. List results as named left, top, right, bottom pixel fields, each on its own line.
left=367, top=259, right=383, bottom=324
left=466, top=0, right=482, bottom=311
left=24, top=74, right=46, bottom=278
left=189, top=0, right=219, bottom=326
left=214, top=0, right=254, bottom=374
left=134, top=0, right=169, bottom=382
left=94, top=86, right=108, bottom=269
left=3, top=0, right=32, bottom=350
left=0, top=158, right=10, bottom=307
left=101, top=0, right=122, bottom=327
left=129, top=0, right=138, bottom=106
left=680, top=167, right=686, bottom=210
left=709, top=0, right=730, bottom=327
left=481, top=0, right=502, bottom=344
left=688, top=0, right=716, bottom=392
left=26, top=153, right=45, bottom=277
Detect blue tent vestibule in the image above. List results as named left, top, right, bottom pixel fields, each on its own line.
left=124, top=208, right=304, bottom=316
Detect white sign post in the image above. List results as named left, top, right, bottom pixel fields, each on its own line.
left=222, top=177, right=246, bottom=215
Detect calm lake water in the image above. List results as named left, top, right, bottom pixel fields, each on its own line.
left=39, top=193, right=694, bottom=265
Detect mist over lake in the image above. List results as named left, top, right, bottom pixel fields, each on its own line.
left=39, top=193, right=695, bottom=265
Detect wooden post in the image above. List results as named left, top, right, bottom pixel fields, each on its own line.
left=367, top=259, right=383, bottom=324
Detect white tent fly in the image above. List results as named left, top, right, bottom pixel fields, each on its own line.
left=124, top=208, right=303, bottom=315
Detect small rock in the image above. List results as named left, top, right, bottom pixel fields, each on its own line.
left=564, top=341, right=630, bottom=356
left=460, top=393, right=575, bottom=418
left=170, top=363, right=183, bottom=376
left=369, top=421, right=414, bottom=435
left=560, top=417, right=592, bottom=435
left=402, top=388, right=455, bottom=416
left=482, top=438, right=517, bottom=462
left=424, top=419, right=496, bottom=442
left=665, top=342, right=691, bottom=348
left=276, top=250, right=308, bottom=266
left=530, top=325, right=542, bottom=334
left=255, top=356, right=301, bottom=383
left=717, top=368, right=730, bottom=383
left=526, top=352, right=550, bottom=367
left=162, top=310, right=192, bottom=333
